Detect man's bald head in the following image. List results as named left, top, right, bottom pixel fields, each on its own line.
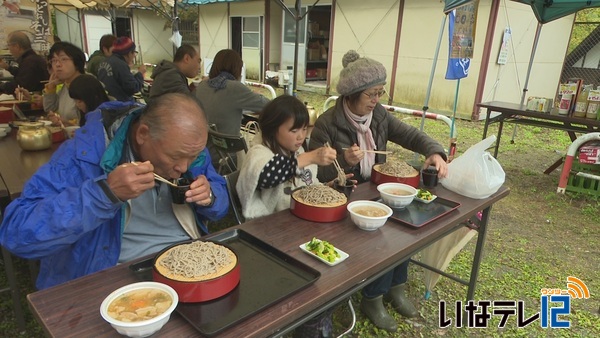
left=140, top=93, right=207, bottom=140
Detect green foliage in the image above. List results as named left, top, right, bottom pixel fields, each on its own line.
left=568, top=8, right=600, bottom=54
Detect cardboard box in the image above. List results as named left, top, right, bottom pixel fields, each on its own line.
left=317, top=68, right=327, bottom=78
left=579, top=145, right=600, bottom=164
left=309, top=22, right=319, bottom=36
left=308, top=48, right=320, bottom=61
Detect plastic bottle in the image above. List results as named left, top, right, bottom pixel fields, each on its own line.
left=558, top=94, right=572, bottom=115
left=573, top=85, right=590, bottom=118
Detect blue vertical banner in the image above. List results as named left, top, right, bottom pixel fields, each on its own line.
left=445, top=1, right=478, bottom=80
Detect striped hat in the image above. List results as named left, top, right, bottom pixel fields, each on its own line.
left=112, top=37, right=136, bottom=55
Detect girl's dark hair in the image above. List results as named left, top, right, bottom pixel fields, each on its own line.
left=259, top=95, right=309, bottom=154
left=49, top=42, right=86, bottom=74
left=208, top=49, right=243, bottom=80
left=69, top=74, right=110, bottom=125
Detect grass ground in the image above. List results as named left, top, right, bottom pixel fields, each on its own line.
left=1, top=89, right=599, bottom=337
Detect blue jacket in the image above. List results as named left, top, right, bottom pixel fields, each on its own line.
left=97, top=54, right=145, bottom=101
left=0, top=101, right=229, bottom=290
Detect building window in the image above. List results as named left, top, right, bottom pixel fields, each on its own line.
left=242, top=17, right=259, bottom=48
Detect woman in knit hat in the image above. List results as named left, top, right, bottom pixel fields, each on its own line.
left=97, top=36, right=146, bottom=102
left=309, top=50, right=449, bottom=332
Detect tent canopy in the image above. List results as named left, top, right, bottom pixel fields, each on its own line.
left=48, top=0, right=174, bottom=10
left=511, top=0, right=600, bottom=24
left=443, top=0, right=474, bottom=12
left=182, top=0, right=247, bottom=4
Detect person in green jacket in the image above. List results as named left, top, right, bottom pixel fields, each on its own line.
left=87, top=34, right=116, bottom=77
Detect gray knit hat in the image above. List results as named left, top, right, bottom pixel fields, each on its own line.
left=336, top=50, right=387, bottom=96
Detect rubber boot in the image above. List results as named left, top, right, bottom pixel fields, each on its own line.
left=385, top=284, right=418, bottom=318
left=360, top=295, right=398, bottom=332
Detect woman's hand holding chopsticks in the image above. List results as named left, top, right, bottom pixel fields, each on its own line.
left=14, top=86, right=30, bottom=102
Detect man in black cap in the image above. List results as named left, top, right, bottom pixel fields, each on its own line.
left=97, top=36, right=146, bottom=101
left=0, top=31, right=49, bottom=95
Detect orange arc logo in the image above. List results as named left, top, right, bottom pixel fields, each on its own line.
left=566, top=276, right=590, bottom=299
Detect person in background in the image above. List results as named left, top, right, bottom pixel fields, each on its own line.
left=195, top=49, right=270, bottom=136
left=0, top=31, right=49, bottom=95
left=87, top=34, right=117, bottom=77
left=97, top=36, right=146, bottom=102
left=17, top=42, right=85, bottom=127
left=149, top=44, right=200, bottom=100
left=309, top=50, right=448, bottom=332
left=0, top=93, right=229, bottom=290
left=68, top=74, right=110, bottom=126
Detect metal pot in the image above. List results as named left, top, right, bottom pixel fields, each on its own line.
left=16, top=122, right=52, bottom=151
left=307, top=105, right=318, bottom=126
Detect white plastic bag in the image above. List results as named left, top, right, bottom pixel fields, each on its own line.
left=440, top=135, right=505, bottom=199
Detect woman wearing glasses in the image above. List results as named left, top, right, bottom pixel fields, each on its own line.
left=17, top=42, right=85, bottom=127
left=309, top=50, right=448, bottom=332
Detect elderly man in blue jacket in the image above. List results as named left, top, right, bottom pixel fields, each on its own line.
left=0, top=93, right=229, bottom=290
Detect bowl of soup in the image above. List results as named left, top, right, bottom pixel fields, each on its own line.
left=377, top=182, right=418, bottom=208
left=347, top=200, right=393, bottom=231
left=100, top=281, right=178, bottom=338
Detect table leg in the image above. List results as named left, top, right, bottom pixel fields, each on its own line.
left=463, top=205, right=492, bottom=325
left=482, top=108, right=491, bottom=139
left=544, top=158, right=564, bottom=175
left=1, top=246, right=26, bottom=331
left=494, top=120, right=504, bottom=158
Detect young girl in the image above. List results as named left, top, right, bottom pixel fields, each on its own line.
left=236, top=95, right=339, bottom=220
left=68, top=74, right=110, bottom=126
left=236, top=94, right=347, bottom=337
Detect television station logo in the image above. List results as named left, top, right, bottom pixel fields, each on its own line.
left=439, top=276, right=590, bottom=329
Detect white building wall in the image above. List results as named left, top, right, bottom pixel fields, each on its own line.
left=480, top=1, right=573, bottom=112
left=192, top=0, right=574, bottom=119
left=55, top=9, right=83, bottom=49
left=131, top=9, right=173, bottom=65
left=198, top=4, right=229, bottom=76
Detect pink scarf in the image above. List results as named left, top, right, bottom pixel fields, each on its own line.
left=343, top=99, right=376, bottom=179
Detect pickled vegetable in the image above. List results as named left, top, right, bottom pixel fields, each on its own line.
left=306, top=237, right=340, bottom=263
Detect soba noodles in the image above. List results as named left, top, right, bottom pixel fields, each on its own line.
left=293, top=185, right=346, bottom=207
left=377, top=161, right=417, bottom=177
left=158, top=241, right=233, bottom=279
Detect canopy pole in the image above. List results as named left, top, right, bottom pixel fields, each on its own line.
left=173, top=0, right=178, bottom=55
left=292, top=0, right=301, bottom=94
left=520, top=22, right=543, bottom=107
left=412, top=14, right=446, bottom=164
left=512, top=22, right=543, bottom=144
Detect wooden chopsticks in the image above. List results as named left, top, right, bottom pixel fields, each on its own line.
left=153, top=173, right=178, bottom=187
left=342, top=147, right=392, bottom=155
left=17, top=85, right=23, bottom=101
left=325, top=142, right=346, bottom=185
left=128, top=162, right=178, bottom=187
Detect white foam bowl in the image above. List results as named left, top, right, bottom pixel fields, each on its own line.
left=347, top=200, right=393, bottom=231
left=0, top=123, right=10, bottom=133
left=377, top=182, right=418, bottom=208
left=64, top=126, right=80, bottom=139
left=100, top=282, right=178, bottom=338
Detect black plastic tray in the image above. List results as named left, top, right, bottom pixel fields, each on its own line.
left=129, top=229, right=320, bottom=337
left=373, top=197, right=461, bottom=228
